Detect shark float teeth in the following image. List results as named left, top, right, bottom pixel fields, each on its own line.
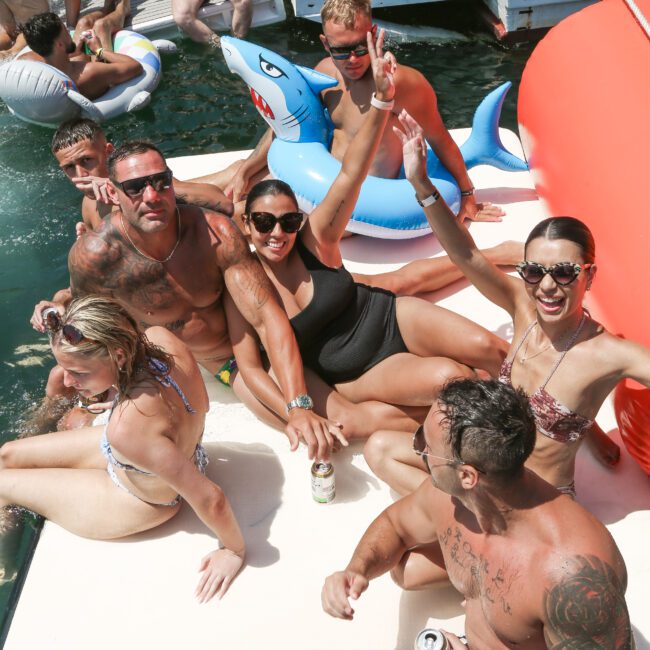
left=249, top=88, right=275, bottom=119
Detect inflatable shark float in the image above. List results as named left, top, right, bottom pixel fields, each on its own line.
left=221, top=36, right=528, bottom=239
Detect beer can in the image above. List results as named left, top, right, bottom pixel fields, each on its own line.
left=414, top=628, right=449, bottom=650
left=311, top=461, right=335, bottom=503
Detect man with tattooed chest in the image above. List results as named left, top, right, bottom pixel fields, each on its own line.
left=322, top=379, right=632, bottom=649
left=32, top=140, right=341, bottom=453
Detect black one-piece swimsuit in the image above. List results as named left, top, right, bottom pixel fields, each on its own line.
left=289, top=236, right=407, bottom=385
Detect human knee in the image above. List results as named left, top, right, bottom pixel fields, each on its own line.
left=172, top=4, right=195, bottom=27
left=363, top=430, right=395, bottom=475
left=0, top=440, right=20, bottom=469
left=76, top=15, right=95, bottom=32
left=433, top=359, right=471, bottom=389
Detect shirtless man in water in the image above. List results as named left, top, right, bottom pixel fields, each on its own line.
left=51, top=118, right=233, bottom=232
left=226, top=0, right=503, bottom=223
left=322, top=379, right=632, bottom=649
left=20, top=12, right=141, bottom=100
left=32, top=140, right=354, bottom=458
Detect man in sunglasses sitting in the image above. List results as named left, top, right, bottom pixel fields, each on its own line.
left=227, top=0, right=503, bottom=224
left=322, top=378, right=631, bottom=648
left=31, top=139, right=342, bottom=458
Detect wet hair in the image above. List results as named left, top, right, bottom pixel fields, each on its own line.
left=51, top=118, right=106, bottom=154
left=20, top=12, right=64, bottom=57
left=244, top=179, right=299, bottom=215
left=52, top=295, right=173, bottom=401
left=321, top=0, right=371, bottom=27
left=437, top=378, right=536, bottom=480
left=525, top=216, right=595, bottom=264
left=107, top=140, right=165, bottom=178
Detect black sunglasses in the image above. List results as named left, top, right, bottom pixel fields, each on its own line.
left=326, top=25, right=376, bottom=60
left=112, top=169, right=173, bottom=198
left=516, top=261, right=592, bottom=286
left=44, top=310, right=89, bottom=346
left=248, top=211, right=304, bottom=234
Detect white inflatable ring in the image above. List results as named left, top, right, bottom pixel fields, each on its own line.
left=0, top=30, right=162, bottom=127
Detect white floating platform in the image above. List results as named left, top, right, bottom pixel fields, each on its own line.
left=6, top=129, right=650, bottom=649
left=51, top=0, right=286, bottom=40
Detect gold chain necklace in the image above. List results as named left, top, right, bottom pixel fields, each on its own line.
left=119, top=208, right=181, bottom=263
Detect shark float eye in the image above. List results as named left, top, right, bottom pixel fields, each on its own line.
left=259, top=54, right=286, bottom=79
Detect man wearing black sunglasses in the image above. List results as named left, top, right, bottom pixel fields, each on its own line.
left=49, top=118, right=233, bottom=232
left=322, top=379, right=631, bottom=649
left=33, top=139, right=342, bottom=459
left=228, top=0, right=503, bottom=224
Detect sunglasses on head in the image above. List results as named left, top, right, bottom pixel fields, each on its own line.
left=112, top=169, right=173, bottom=198
left=326, top=25, right=376, bottom=60
left=516, top=261, right=592, bottom=286
left=248, top=211, right=304, bottom=234
left=44, top=310, right=89, bottom=346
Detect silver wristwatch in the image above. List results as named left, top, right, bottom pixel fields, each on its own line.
left=286, top=394, right=314, bottom=413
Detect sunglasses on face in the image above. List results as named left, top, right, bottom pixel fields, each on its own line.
left=111, top=169, right=173, bottom=198
left=326, top=25, right=376, bottom=60
left=516, top=261, right=592, bottom=286
left=44, top=310, right=89, bottom=346
left=248, top=211, right=304, bottom=234
left=412, top=424, right=485, bottom=473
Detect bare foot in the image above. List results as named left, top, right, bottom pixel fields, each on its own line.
left=585, top=423, right=621, bottom=467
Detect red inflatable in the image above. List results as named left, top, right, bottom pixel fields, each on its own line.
left=518, top=0, right=650, bottom=473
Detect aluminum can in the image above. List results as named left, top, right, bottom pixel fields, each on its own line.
left=311, top=461, right=335, bottom=503
left=414, top=628, right=449, bottom=650
left=42, top=307, right=60, bottom=331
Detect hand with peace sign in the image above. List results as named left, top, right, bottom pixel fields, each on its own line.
left=367, top=28, right=396, bottom=105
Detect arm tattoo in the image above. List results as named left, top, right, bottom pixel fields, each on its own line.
left=543, top=555, right=632, bottom=649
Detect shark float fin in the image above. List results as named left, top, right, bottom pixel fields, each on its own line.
left=460, top=82, right=528, bottom=172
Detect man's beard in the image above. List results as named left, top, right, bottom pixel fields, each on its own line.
left=66, top=41, right=76, bottom=54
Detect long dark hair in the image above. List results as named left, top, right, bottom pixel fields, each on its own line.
left=525, top=216, right=595, bottom=264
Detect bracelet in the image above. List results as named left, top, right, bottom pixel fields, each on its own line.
left=370, top=93, right=395, bottom=111
left=416, top=189, right=440, bottom=207
left=460, top=187, right=475, bottom=197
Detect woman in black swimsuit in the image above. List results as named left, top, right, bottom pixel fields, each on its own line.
left=224, top=31, right=508, bottom=444
left=0, top=296, right=244, bottom=602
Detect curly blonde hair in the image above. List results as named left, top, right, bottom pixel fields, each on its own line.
left=52, top=295, right=173, bottom=400
left=321, top=0, right=371, bottom=28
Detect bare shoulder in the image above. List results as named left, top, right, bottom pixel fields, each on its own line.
left=387, top=478, right=448, bottom=543
left=315, top=56, right=337, bottom=76
left=68, top=220, right=121, bottom=290
left=540, top=550, right=631, bottom=648
left=202, top=208, right=253, bottom=267
left=534, top=498, right=631, bottom=648
left=144, top=325, right=187, bottom=354
left=395, top=63, right=433, bottom=93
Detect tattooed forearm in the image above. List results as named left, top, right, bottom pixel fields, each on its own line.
left=543, top=555, right=631, bottom=649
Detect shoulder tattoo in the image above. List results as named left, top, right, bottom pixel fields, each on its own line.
left=543, top=554, right=632, bottom=649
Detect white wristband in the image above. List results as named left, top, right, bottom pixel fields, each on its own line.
left=370, top=93, right=395, bottom=111
left=416, top=189, right=440, bottom=207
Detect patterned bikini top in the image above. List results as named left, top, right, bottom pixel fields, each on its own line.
left=103, top=357, right=197, bottom=475
left=498, top=315, right=593, bottom=444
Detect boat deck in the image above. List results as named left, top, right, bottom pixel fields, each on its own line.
left=5, top=130, right=650, bottom=649
left=51, top=0, right=286, bottom=39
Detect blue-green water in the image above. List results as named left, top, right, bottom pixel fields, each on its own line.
left=0, top=2, right=536, bottom=636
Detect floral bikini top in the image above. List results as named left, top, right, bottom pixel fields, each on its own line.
left=498, top=315, right=593, bottom=444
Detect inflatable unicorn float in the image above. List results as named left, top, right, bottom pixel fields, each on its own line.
left=221, top=36, right=528, bottom=239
